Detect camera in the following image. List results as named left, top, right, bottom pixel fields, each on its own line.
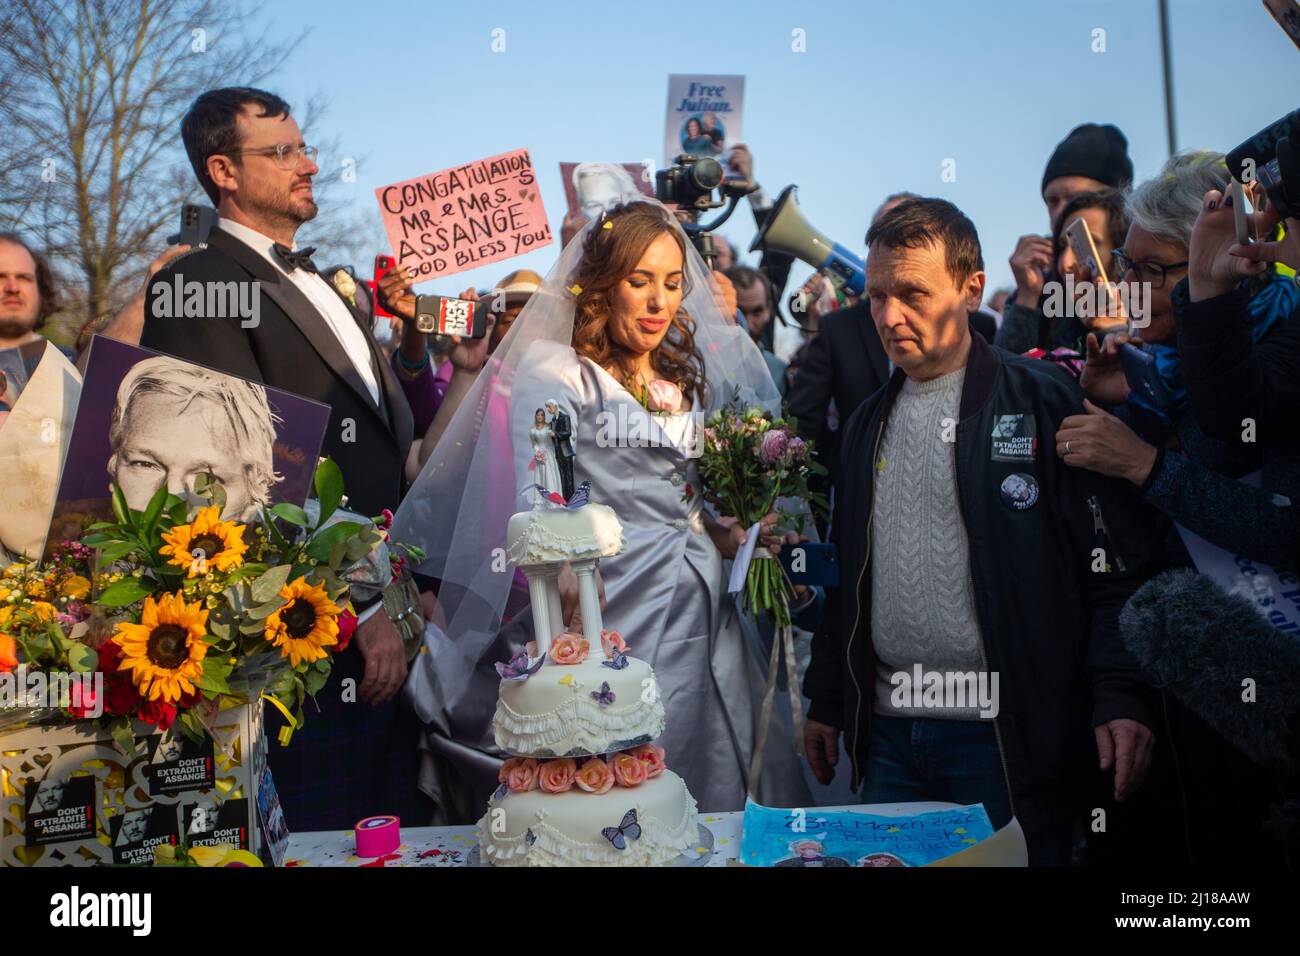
left=1227, top=108, right=1300, bottom=220
left=653, top=154, right=754, bottom=267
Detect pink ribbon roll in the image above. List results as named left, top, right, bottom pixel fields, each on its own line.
left=355, top=815, right=401, bottom=857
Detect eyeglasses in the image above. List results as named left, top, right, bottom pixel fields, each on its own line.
left=1111, top=249, right=1189, bottom=289
left=228, top=143, right=319, bottom=170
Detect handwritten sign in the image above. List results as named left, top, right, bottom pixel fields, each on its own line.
left=375, top=148, right=552, bottom=282
left=739, top=800, right=995, bottom=867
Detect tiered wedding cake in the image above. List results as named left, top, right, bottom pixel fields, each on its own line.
left=476, top=487, right=699, bottom=866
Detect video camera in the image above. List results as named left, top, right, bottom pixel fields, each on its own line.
left=1227, top=108, right=1300, bottom=220
left=654, top=154, right=754, bottom=267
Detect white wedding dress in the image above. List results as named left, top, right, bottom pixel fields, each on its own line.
left=527, top=424, right=564, bottom=500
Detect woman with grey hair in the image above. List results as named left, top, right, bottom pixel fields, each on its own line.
left=1056, top=150, right=1300, bottom=866
left=107, top=355, right=283, bottom=520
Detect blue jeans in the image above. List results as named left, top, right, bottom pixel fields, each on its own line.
left=860, top=714, right=1014, bottom=829
left=860, top=714, right=1072, bottom=866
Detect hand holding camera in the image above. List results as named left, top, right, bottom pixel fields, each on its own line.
left=1188, top=187, right=1273, bottom=301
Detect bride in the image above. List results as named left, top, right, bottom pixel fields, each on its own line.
left=396, top=200, right=810, bottom=819
left=526, top=407, right=563, bottom=499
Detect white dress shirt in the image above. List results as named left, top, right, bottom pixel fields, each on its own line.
left=217, top=218, right=381, bottom=406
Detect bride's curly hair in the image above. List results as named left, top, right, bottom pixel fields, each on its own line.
left=568, top=201, right=706, bottom=402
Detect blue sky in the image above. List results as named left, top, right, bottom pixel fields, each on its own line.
left=253, top=0, right=1300, bottom=356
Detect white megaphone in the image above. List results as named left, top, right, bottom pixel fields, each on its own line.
left=750, top=185, right=865, bottom=296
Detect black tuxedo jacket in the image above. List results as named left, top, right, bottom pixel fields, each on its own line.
left=140, top=228, right=414, bottom=517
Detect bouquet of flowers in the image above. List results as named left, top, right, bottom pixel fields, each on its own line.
left=693, top=388, right=828, bottom=626
left=0, top=459, right=418, bottom=753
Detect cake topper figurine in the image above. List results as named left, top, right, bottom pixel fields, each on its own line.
left=545, top=399, right=576, bottom=501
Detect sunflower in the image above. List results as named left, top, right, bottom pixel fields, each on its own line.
left=113, top=591, right=209, bottom=702
left=264, top=578, right=340, bottom=668
left=160, top=506, right=249, bottom=578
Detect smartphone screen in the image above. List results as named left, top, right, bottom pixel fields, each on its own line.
left=373, top=255, right=396, bottom=319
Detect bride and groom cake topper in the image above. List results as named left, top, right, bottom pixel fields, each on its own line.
left=528, top=400, right=576, bottom=504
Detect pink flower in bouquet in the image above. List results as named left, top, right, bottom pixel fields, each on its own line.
left=538, top=757, right=577, bottom=793
left=550, top=633, right=589, bottom=665
left=600, top=629, right=628, bottom=657
left=610, top=752, right=648, bottom=788
left=787, top=436, right=808, bottom=461
left=646, top=380, right=684, bottom=413
left=630, top=743, right=667, bottom=779
left=499, top=756, right=540, bottom=792
left=758, top=428, right=790, bottom=464
left=378, top=509, right=395, bottom=530
left=575, top=756, right=615, bottom=794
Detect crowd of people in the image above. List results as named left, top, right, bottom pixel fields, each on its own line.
left=6, top=84, right=1299, bottom=866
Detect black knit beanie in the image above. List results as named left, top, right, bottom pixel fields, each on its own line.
left=1041, top=123, right=1134, bottom=195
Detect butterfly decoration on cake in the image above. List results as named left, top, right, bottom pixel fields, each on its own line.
left=525, top=828, right=537, bottom=846
left=602, top=809, right=642, bottom=851
left=492, top=782, right=508, bottom=800
left=531, top=479, right=592, bottom=510
left=591, top=681, right=615, bottom=707
left=496, top=648, right=545, bottom=682
left=602, top=649, right=629, bottom=671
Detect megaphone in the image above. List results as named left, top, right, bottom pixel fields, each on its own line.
left=750, top=185, right=865, bottom=296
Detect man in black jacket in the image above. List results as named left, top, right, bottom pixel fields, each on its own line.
left=140, top=87, right=426, bottom=831
left=802, top=197, right=1158, bottom=865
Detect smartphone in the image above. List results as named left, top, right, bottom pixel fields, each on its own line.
left=414, top=294, right=488, bottom=338
left=776, top=542, right=839, bottom=588
left=1064, top=216, right=1110, bottom=285
left=1120, top=343, right=1174, bottom=410
left=1264, top=0, right=1300, bottom=51
left=165, top=203, right=216, bottom=246
left=372, top=255, right=397, bottom=319
left=1227, top=179, right=1254, bottom=245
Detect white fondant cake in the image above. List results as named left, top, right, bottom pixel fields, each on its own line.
left=506, top=503, right=624, bottom=566
left=477, top=769, right=698, bottom=867
left=494, top=655, right=665, bottom=757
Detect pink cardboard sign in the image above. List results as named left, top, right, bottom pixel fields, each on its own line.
left=375, top=147, right=552, bottom=282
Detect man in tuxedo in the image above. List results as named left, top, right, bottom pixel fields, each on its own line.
left=141, top=87, right=427, bottom=831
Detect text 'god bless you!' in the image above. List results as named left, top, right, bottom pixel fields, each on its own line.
left=375, top=147, right=553, bottom=280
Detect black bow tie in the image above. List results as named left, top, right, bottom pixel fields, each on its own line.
left=272, top=242, right=318, bottom=274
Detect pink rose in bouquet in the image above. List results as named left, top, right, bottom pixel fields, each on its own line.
left=757, top=428, right=790, bottom=465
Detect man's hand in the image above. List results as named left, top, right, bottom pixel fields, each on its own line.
left=804, top=718, right=840, bottom=785
left=728, top=143, right=754, bottom=182
left=1095, top=718, right=1154, bottom=802
left=1009, top=235, right=1054, bottom=308
left=558, top=562, right=606, bottom=632
left=1056, top=399, right=1158, bottom=485
left=354, top=611, right=409, bottom=705
left=1079, top=330, right=1132, bottom=405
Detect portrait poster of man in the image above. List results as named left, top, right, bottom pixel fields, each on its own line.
left=558, top=162, right=654, bottom=221
left=49, top=336, right=330, bottom=549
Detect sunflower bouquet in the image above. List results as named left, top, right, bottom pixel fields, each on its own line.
left=0, top=459, right=414, bottom=753
left=693, top=388, right=828, bottom=627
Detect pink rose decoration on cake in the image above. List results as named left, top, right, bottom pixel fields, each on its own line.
left=574, top=756, right=615, bottom=794
left=550, top=633, right=589, bottom=665
left=630, top=743, right=667, bottom=779
left=646, top=379, right=684, bottom=413
left=610, top=752, right=648, bottom=788
left=499, top=756, right=540, bottom=792
left=538, top=757, right=577, bottom=793
left=600, top=629, right=629, bottom=658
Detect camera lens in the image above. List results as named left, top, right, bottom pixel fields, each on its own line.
left=690, top=158, right=723, bottom=192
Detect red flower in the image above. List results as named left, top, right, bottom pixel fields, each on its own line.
left=97, top=643, right=143, bottom=717
left=66, top=681, right=100, bottom=719
left=139, top=689, right=199, bottom=732
left=336, top=607, right=358, bottom=653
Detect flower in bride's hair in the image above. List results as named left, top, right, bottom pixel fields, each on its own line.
left=550, top=633, right=589, bottom=665
left=575, top=756, right=614, bottom=794
left=568, top=283, right=583, bottom=296
left=602, top=220, right=613, bottom=230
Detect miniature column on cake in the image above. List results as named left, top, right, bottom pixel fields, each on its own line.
left=509, top=407, right=622, bottom=661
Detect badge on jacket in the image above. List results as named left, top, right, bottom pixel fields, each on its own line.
left=1000, top=472, right=1039, bottom=510
left=990, top=414, right=1037, bottom=462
